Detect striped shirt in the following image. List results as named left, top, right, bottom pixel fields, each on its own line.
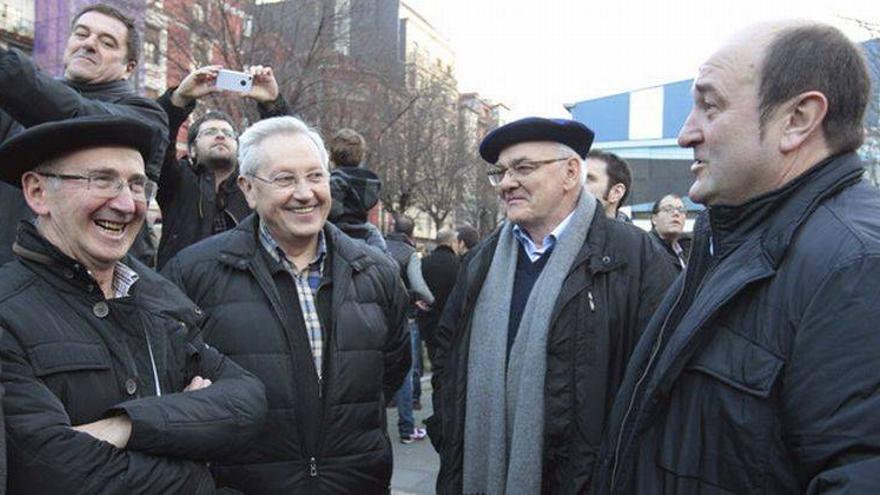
left=258, top=220, right=327, bottom=378
left=112, top=262, right=140, bottom=298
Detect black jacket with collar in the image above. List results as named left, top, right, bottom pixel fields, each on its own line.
left=596, top=152, right=880, bottom=494
left=163, top=215, right=410, bottom=494
left=0, top=221, right=267, bottom=494
left=154, top=89, right=289, bottom=269
left=427, top=200, right=677, bottom=494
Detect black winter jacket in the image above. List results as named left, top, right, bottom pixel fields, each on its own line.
left=416, top=244, right=459, bottom=345
left=0, top=48, right=169, bottom=266
left=154, top=88, right=289, bottom=269
left=163, top=215, right=411, bottom=494
left=428, top=203, right=677, bottom=494
left=0, top=222, right=267, bottom=494
left=596, top=152, right=880, bottom=494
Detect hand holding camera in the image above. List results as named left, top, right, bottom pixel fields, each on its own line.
left=171, top=64, right=279, bottom=108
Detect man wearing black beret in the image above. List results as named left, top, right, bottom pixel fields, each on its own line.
left=0, top=116, right=267, bottom=494
left=427, top=116, right=676, bottom=494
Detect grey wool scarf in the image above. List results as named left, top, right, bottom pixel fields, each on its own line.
left=463, top=191, right=596, bottom=495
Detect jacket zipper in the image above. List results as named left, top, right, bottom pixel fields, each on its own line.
left=588, top=290, right=596, bottom=312
left=309, top=456, right=318, bottom=477
left=610, top=254, right=722, bottom=490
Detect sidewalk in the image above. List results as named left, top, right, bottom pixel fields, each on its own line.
left=389, top=373, right=439, bottom=495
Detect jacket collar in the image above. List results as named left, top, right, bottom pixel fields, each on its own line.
left=217, top=214, right=376, bottom=274
left=644, top=152, right=864, bottom=402
left=705, top=151, right=863, bottom=265
left=64, top=78, right=134, bottom=101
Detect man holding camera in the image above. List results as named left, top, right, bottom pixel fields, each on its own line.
left=154, top=65, right=289, bottom=268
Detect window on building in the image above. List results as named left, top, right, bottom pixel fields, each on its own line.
left=333, top=0, right=351, bottom=56
left=144, top=25, right=161, bottom=65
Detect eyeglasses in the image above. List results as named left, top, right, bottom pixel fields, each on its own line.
left=198, top=127, right=237, bottom=139
left=38, top=172, right=157, bottom=204
left=486, top=156, right=572, bottom=186
left=659, top=205, right=687, bottom=215
left=248, top=171, right=329, bottom=189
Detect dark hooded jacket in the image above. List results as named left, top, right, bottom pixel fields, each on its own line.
left=0, top=48, right=169, bottom=266
left=596, top=152, right=880, bottom=494
left=0, top=221, right=267, bottom=494
left=154, top=88, right=289, bottom=269
left=163, top=215, right=410, bottom=494
left=329, top=166, right=387, bottom=252
left=428, top=202, right=677, bottom=494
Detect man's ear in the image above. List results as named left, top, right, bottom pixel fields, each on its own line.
left=779, top=91, right=828, bottom=153
left=607, top=183, right=626, bottom=205
left=21, top=172, right=52, bottom=215
left=562, top=157, right=582, bottom=191
left=237, top=176, right=257, bottom=209
left=122, top=60, right=137, bottom=80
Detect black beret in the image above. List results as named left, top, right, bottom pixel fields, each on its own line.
left=479, top=117, right=595, bottom=164
left=0, top=116, right=156, bottom=187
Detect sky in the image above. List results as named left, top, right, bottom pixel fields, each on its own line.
left=406, top=0, right=880, bottom=119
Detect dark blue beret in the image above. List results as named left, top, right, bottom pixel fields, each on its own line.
left=0, top=115, right=156, bottom=187
left=479, top=117, right=595, bottom=164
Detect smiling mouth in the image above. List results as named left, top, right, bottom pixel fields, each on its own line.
left=95, top=219, right=126, bottom=233
left=289, top=206, right=317, bottom=214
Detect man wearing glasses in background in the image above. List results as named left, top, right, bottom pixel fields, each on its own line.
left=163, top=116, right=410, bottom=494
left=154, top=65, right=289, bottom=269
left=0, top=116, right=267, bottom=493
left=427, top=117, right=676, bottom=494
left=649, top=194, right=692, bottom=271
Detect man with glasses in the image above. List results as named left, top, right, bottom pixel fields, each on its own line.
left=163, top=116, right=410, bottom=493
left=154, top=65, right=289, bottom=269
left=427, top=117, right=676, bottom=494
left=649, top=194, right=691, bottom=270
left=0, top=3, right=169, bottom=266
left=0, top=115, right=267, bottom=493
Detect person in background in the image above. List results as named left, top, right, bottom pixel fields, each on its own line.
left=586, top=150, right=633, bottom=222
left=649, top=194, right=691, bottom=271
left=154, top=64, right=289, bottom=269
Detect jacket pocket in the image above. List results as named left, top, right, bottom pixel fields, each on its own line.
left=28, top=341, right=111, bottom=376
left=656, top=327, right=783, bottom=493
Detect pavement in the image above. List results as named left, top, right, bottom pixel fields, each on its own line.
left=389, top=373, right=440, bottom=495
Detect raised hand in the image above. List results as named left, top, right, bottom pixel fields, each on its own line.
left=170, top=65, right=223, bottom=108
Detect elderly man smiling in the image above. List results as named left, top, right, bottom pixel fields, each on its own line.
left=0, top=115, right=267, bottom=494
left=164, top=116, right=410, bottom=494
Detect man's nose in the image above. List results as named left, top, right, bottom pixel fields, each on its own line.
left=677, top=111, right=702, bottom=148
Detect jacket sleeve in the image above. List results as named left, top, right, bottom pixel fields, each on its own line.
left=425, top=261, right=469, bottom=452
left=406, top=253, right=435, bottom=304
left=780, top=255, right=880, bottom=493
left=633, top=233, right=678, bottom=346
left=0, top=327, right=218, bottom=494
left=380, top=262, right=411, bottom=401
left=0, top=48, right=169, bottom=181
left=155, top=87, right=196, bottom=207
left=257, top=94, right=290, bottom=119
left=111, top=334, right=268, bottom=460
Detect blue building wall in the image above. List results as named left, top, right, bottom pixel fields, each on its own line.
left=662, top=80, right=693, bottom=139
left=569, top=92, right=629, bottom=142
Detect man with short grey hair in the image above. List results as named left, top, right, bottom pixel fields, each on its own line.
left=428, top=117, right=675, bottom=494
left=164, top=115, right=410, bottom=493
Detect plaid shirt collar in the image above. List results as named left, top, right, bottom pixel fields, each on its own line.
left=111, top=261, right=140, bottom=298
left=258, top=217, right=327, bottom=274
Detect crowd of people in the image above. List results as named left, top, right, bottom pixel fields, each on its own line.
left=0, top=4, right=878, bottom=494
